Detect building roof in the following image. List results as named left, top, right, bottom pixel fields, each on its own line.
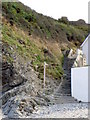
left=80, top=34, right=90, bottom=48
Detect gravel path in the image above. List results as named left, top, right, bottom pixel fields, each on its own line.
left=1, top=103, right=88, bottom=118
left=29, top=103, right=88, bottom=118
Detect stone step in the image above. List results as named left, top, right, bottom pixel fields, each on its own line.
left=54, top=90, right=71, bottom=95
left=49, top=96, right=77, bottom=104
left=55, top=54, right=76, bottom=97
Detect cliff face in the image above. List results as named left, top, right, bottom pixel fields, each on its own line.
left=1, top=2, right=89, bottom=118
left=2, top=2, right=88, bottom=90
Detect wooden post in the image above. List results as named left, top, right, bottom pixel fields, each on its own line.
left=44, top=62, right=48, bottom=88
left=44, top=62, right=46, bottom=88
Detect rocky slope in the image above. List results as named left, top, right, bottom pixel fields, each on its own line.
left=2, top=2, right=88, bottom=86
left=1, top=1, right=89, bottom=118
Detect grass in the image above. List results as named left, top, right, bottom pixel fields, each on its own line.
left=55, top=21, right=87, bottom=44
left=2, top=2, right=88, bottom=80
left=2, top=23, right=64, bottom=79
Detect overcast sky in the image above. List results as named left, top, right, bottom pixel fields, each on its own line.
left=19, top=0, right=89, bottom=23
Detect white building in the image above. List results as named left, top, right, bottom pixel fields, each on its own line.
left=80, top=34, right=90, bottom=65
left=71, top=34, right=90, bottom=102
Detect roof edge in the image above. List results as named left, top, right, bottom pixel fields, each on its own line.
left=80, top=34, right=90, bottom=48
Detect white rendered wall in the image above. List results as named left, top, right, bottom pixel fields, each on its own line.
left=88, top=36, right=90, bottom=65
left=82, top=40, right=88, bottom=65
left=71, top=66, right=90, bottom=102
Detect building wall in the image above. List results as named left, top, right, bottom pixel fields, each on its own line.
left=81, top=35, right=90, bottom=65
left=71, top=35, right=90, bottom=102
left=88, top=66, right=90, bottom=102
left=82, top=40, right=88, bottom=65
left=71, top=66, right=90, bottom=102
left=88, top=38, right=90, bottom=102
left=88, top=36, right=90, bottom=65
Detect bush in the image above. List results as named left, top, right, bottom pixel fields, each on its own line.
left=58, top=17, right=69, bottom=25
left=25, top=14, right=36, bottom=22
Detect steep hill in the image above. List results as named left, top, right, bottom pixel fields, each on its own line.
left=2, top=2, right=88, bottom=88
left=1, top=2, right=89, bottom=118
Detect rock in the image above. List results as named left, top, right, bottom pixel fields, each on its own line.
left=29, top=99, right=37, bottom=108
left=2, top=61, right=27, bottom=91
left=33, top=97, right=47, bottom=106
left=21, top=99, right=26, bottom=103
left=37, top=92, right=50, bottom=102
left=34, top=54, right=38, bottom=57
left=79, top=101, right=82, bottom=103
left=2, top=62, right=13, bottom=85
left=24, top=107, right=33, bottom=113
left=18, top=39, right=25, bottom=45
left=9, top=73, right=27, bottom=87
left=10, top=46, right=13, bottom=50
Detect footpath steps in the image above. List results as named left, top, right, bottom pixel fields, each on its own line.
left=55, top=56, right=76, bottom=96
left=49, top=95, right=77, bottom=104
left=50, top=50, right=77, bottom=104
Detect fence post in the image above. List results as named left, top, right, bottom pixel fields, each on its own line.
left=44, top=62, right=46, bottom=88
left=44, top=62, right=48, bottom=88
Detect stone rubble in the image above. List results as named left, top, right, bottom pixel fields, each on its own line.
left=29, top=103, right=88, bottom=118
left=1, top=50, right=88, bottom=119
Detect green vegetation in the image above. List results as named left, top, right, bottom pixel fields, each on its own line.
left=3, top=2, right=88, bottom=42
left=2, top=23, right=63, bottom=79
left=2, top=2, right=88, bottom=80
left=56, top=22, right=87, bottom=44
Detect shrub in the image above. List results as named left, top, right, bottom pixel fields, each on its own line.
left=58, top=17, right=69, bottom=25
left=25, top=14, right=36, bottom=22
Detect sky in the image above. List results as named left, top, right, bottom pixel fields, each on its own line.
left=19, top=0, right=89, bottom=23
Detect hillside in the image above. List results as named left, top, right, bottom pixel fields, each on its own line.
left=2, top=2, right=88, bottom=84
left=1, top=1, right=89, bottom=118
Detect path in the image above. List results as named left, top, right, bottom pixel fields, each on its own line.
left=29, top=103, right=88, bottom=118
left=1, top=50, right=88, bottom=119
left=54, top=52, right=76, bottom=96
left=29, top=51, right=88, bottom=118
left=49, top=50, right=77, bottom=104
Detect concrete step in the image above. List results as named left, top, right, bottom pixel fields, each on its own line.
left=55, top=54, right=76, bottom=97
left=49, top=96, right=77, bottom=104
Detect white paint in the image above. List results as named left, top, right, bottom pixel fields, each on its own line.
left=81, top=38, right=88, bottom=65
left=73, top=49, right=85, bottom=67
left=71, top=66, right=90, bottom=102
left=44, top=62, right=48, bottom=88
left=76, top=49, right=83, bottom=55
left=68, top=49, right=73, bottom=58
left=81, top=35, right=90, bottom=65
left=71, top=35, right=90, bottom=103
left=44, top=62, right=46, bottom=88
